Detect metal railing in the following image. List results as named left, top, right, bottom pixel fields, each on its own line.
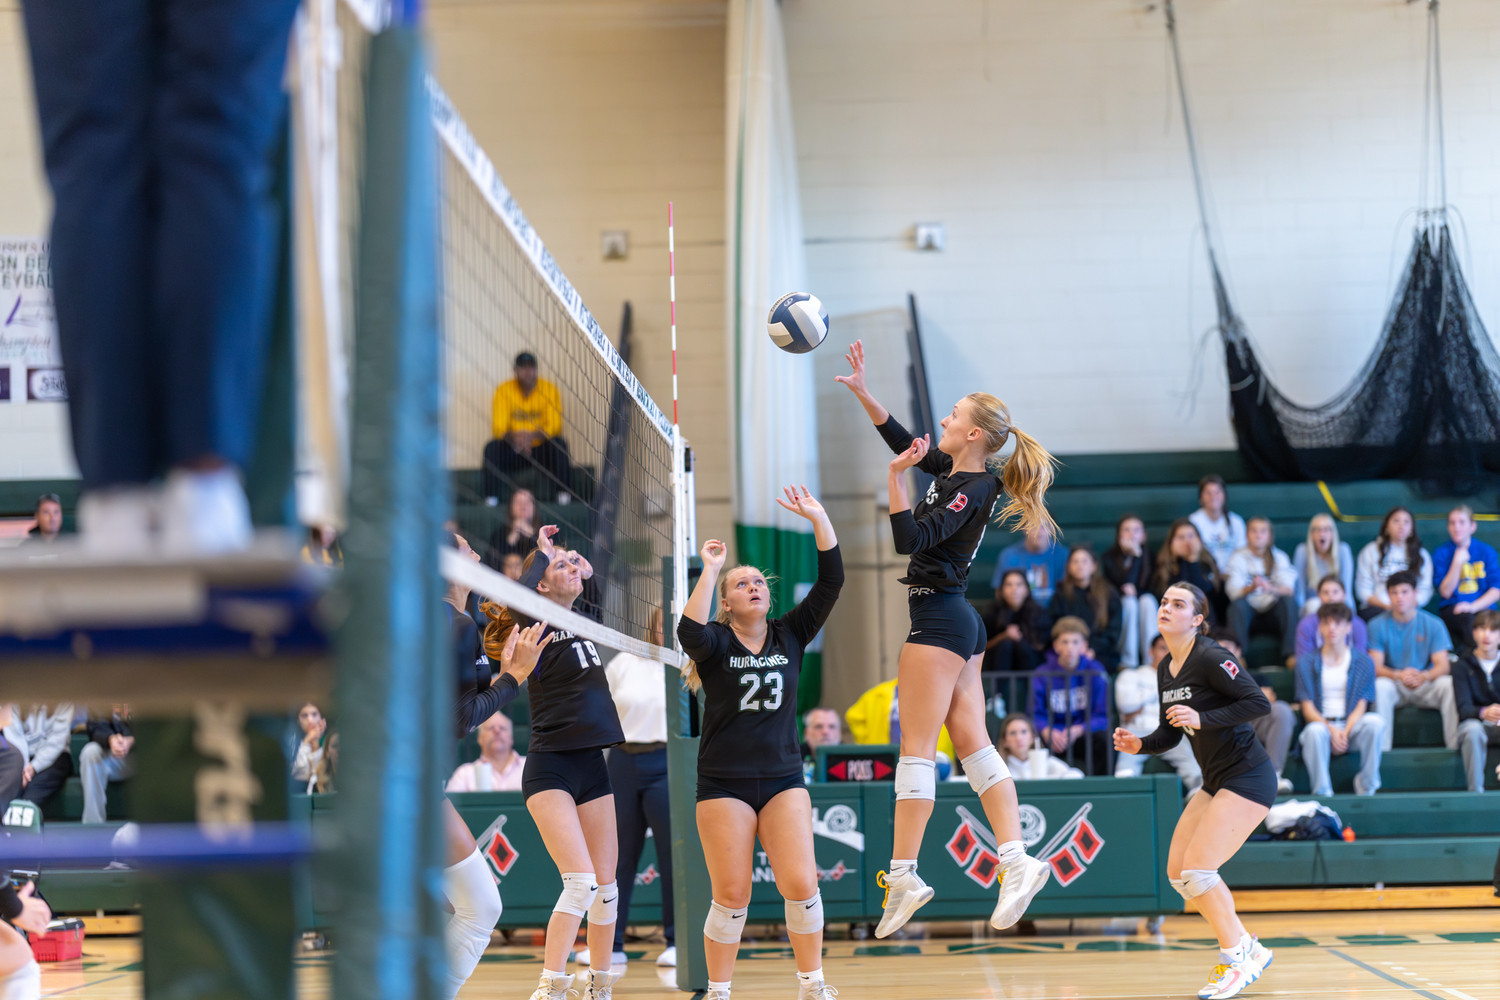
left=982, top=668, right=1115, bottom=777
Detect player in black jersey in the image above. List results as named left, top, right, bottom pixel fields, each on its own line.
left=836, top=340, right=1058, bottom=937
left=1113, top=583, right=1275, bottom=1000
left=440, top=533, right=550, bottom=1000
left=0, top=868, right=48, bottom=998
left=678, top=486, right=842, bottom=1000
left=482, top=525, right=628, bottom=1000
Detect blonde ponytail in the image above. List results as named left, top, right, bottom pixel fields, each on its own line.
left=963, top=392, right=1058, bottom=538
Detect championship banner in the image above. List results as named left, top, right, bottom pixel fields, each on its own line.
left=726, top=0, right=822, bottom=707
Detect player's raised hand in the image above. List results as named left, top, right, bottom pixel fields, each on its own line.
left=776, top=485, right=827, bottom=523
left=1112, top=727, right=1142, bottom=755
left=700, top=539, right=727, bottom=572
left=501, top=620, right=551, bottom=683
left=536, top=524, right=560, bottom=558
left=834, top=340, right=870, bottom=397
left=890, top=434, right=929, bottom=473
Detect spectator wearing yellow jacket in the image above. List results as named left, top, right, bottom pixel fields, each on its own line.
left=483, top=352, right=573, bottom=502
left=844, top=678, right=956, bottom=763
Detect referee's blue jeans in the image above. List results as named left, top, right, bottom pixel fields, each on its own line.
left=607, top=748, right=675, bottom=949
left=22, top=0, right=298, bottom=487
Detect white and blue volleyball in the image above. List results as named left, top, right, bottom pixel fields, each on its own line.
left=767, top=292, right=829, bottom=354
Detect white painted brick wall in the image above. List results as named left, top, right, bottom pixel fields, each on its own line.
left=784, top=0, right=1500, bottom=453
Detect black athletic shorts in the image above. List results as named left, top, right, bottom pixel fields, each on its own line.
left=906, top=588, right=986, bottom=660
left=696, top=771, right=807, bottom=812
left=523, top=747, right=613, bottom=804
left=1201, top=758, right=1278, bottom=809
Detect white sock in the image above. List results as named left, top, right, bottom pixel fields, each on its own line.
left=440, top=849, right=503, bottom=1000
left=888, top=859, right=918, bottom=878
left=590, top=967, right=610, bottom=979
left=797, top=969, right=825, bottom=984
left=708, top=980, right=732, bottom=993
left=997, top=840, right=1026, bottom=864
left=1220, top=933, right=1251, bottom=963
left=544, top=969, right=567, bottom=980
left=0, top=961, right=40, bottom=1000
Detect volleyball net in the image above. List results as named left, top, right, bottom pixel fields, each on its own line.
left=300, top=0, right=686, bottom=662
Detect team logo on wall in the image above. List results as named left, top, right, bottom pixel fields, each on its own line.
left=946, top=805, right=1004, bottom=888
left=1018, top=804, right=1047, bottom=848
left=480, top=814, right=520, bottom=880
left=1036, top=804, right=1105, bottom=887
left=811, top=805, right=865, bottom=852
left=634, top=864, right=660, bottom=886
left=816, top=861, right=855, bottom=882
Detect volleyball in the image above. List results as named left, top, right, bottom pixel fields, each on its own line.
left=767, top=291, right=829, bottom=354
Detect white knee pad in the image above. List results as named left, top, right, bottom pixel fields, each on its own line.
left=960, top=746, right=1010, bottom=797
left=587, top=881, right=619, bottom=925
left=784, top=892, right=823, bottom=935
left=1169, top=868, right=1221, bottom=901
left=894, top=756, right=936, bottom=801
left=442, top=850, right=503, bottom=1000
left=703, top=899, right=749, bottom=945
left=0, top=960, right=40, bottom=1000
left=555, top=872, right=599, bottom=917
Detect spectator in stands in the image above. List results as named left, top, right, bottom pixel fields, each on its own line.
left=845, top=678, right=956, bottom=762
left=1189, top=474, right=1246, bottom=572
left=1049, top=546, right=1122, bottom=669
left=484, top=353, right=572, bottom=503
left=1212, top=629, right=1294, bottom=794
left=1454, top=609, right=1500, bottom=793
left=1296, top=603, right=1383, bottom=797
left=1225, top=517, right=1299, bottom=662
left=290, top=703, right=326, bottom=792
left=990, top=523, right=1069, bottom=604
left=446, top=712, right=525, bottom=792
left=1370, top=570, right=1457, bottom=751
left=1293, top=513, right=1353, bottom=615
left=1033, top=617, right=1111, bottom=775
left=1113, top=635, right=1203, bottom=792
left=998, top=713, right=1083, bottom=780
left=1293, top=575, right=1369, bottom=663
left=1356, top=507, right=1433, bottom=621
left=0, top=707, right=21, bottom=806
left=21, top=493, right=63, bottom=546
left=802, top=707, right=842, bottom=751
left=500, top=552, right=525, bottom=581
left=1102, top=514, right=1155, bottom=667
left=299, top=525, right=342, bottom=568
left=0, top=704, right=75, bottom=808
left=982, top=569, right=1051, bottom=673
left=1151, top=518, right=1223, bottom=622
left=80, top=705, right=134, bottom=824
left=485, top=488, right=538, bottom=571
left=1433, top=505, right=1500, bottom=654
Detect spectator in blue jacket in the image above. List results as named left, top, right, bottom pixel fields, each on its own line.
left=1433, top=505, right=1500, bottom=655
left=1033, top=617, right=1111, bottom=775
left=1296, top=602, right=1383, bottom=796
left=992, top=523, right=1070, bottom=604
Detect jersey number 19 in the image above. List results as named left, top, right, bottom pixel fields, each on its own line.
left=573, top=640, right=602, bottom=670
left=739, top=671, right=784, bottom=712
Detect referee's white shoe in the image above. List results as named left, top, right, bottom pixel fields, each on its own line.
left=990, top=855, right=1050, bottom=930
left=874, top=869, right=934, bottom=938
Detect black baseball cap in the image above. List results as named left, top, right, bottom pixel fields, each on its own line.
left=515, top=352, right=537, bottom=368
left=36, top=493, right=61, bottom=509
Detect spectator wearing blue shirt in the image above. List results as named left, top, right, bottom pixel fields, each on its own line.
left=1295, top=603, right=1383, bottom=796
left=1033, top=617, right=1111, bottom=775
left=1292, top=576, right=1369, bottom=664
left=1433, top=505, right=1500, bottom=655
left=1369, top=570, right=1456, bottom=751
left=991, top=523, right=1070, bottom=604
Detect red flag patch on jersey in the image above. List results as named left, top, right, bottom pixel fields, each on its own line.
left=1220, top=659, right=1240, bottom=679
left=946, top=493, right=968, bottom=513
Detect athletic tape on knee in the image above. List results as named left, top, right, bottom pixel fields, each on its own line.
left=960, top=746, right=1010, bottom=797
left=587, top=881, right=619, bottom=924
left=894, top=756, right=936, bottom=801
left=555, top=872, right=599, bottom=917
left=704, top=900, right=749, bottom=945
left=784, top=893, right=824, bottom=935
left=1169, top=868, right=1221, bottom=901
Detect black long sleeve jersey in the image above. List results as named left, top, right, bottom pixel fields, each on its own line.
left=877, top=416, right=1000, bottom=594
left=679, top=545, right=844, bottom=779
left=450, top=602, right=520, bottom=738
left=1138, top=635, right=1272, bottom=789
left=511, top=554, right=625, bottom=753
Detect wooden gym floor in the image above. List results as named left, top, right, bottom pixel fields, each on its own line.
left=39, top=909, right=1500, bottom=999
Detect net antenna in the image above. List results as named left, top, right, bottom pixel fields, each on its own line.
left=669, top=202, right=691, bottom=661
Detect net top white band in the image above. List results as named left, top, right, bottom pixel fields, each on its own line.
left=440, top=547, right=686, bottom=667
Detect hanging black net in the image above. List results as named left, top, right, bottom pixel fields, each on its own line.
left=1167, top=0, right=1500, bottom=495
left=1214, top=225, right=1500, bottom=494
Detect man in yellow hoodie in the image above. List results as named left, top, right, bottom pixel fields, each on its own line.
left=483, top=352, right=572, bottom=503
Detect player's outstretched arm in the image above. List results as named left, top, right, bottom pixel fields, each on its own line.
left=682, top=539, right=727, bottom=625
left=834, top=340, right=890, bottom=426
left=775, top=485, right=837, bottom=551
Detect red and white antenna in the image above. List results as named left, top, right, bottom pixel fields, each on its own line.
left=668, top=202, right=678, bottom=426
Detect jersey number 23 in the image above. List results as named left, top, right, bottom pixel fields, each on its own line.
left=739, top=671, right=784, bottom=712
